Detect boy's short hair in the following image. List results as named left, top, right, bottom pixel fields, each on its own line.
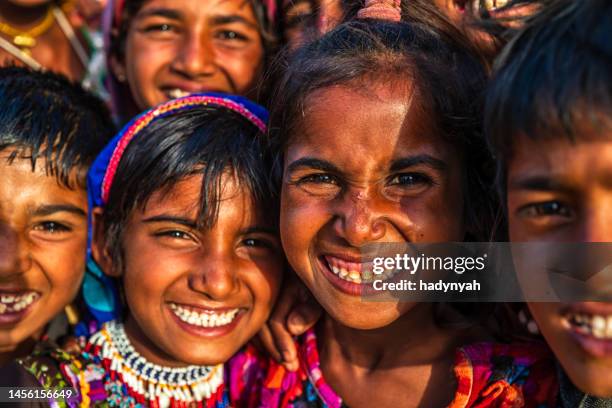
left=485, top=0, right=612, bottom=175
left=0, top=67, right=115, bottom=188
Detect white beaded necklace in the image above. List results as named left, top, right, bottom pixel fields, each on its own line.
left=88, top=321, right=224, bottom=407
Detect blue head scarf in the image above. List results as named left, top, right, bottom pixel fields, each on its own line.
left=83, top=93, right=269, bottom=324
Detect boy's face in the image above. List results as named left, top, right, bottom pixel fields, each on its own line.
left=118, top=0, right=264, bottom=111
left=507, top=131, right=612, bottom=397
left=0, top=151, right=87, bottom=356
left=94, top=174, right=284, bottom=366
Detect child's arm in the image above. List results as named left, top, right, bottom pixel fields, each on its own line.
left=257, top=273, right=321, bottom=371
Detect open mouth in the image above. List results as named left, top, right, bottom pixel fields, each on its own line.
left=453, top=0, right=510, bottom=12
left=168, top=303, right=241, bottom=329
left=565, top=312, right=612, bottom=340
left=0, top=291, right=40, bottom=315
left=318, top=254, right=399, bottom=296
left=562, top=305, right=612, bottom=358
left=164, top=88, right=192, bottom=100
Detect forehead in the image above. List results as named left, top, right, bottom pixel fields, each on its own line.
left=0, top=152, right=86, bottom=213
left=137, top=173, right=268, bottom=225
left=137, top=0, right=256, bottom=18
left=286, top=82, right=451, bottom=167
left=508, top=133, right=612, bottom=184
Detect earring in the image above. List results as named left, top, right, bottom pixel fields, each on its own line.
left=518, top=308, right=540, bottom=335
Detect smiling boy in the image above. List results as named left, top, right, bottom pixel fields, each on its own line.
left=0, top=67, right=113, bottom=365
left=485, top=0, right=612, bottom=403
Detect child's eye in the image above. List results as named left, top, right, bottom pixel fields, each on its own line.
left=215, top=30, right=249, bottom=42
left=33, top=221, right=71, bottom=234
left=298, top=173, right=339, bottom=185
left=156, top=230, right=193, bottom=240
left=518, top=201, right=574, bottom=218
left=388, top=173, right=434, bottom=187
left=141, top=22, right=180, bottom=37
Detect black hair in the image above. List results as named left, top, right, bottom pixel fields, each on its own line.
left=485, top=0, right=612, bottom=197
left=0, top=67, right=115, bottom=189
left=269, top=10, right=499, bottom=242
left=101, top=105, right=275, bottom=271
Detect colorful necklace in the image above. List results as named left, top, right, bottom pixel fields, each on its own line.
left=85, top=321, right=227, bottom=408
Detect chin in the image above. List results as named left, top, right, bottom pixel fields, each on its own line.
left=325, top=301, right=401, bottom=330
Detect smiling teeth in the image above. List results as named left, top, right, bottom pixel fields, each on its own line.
left=167, top=89, right=191, bottom=99
left=326, top=256, right=394, bottom=284
left=0, top=292, right=39, bottom=314
left=169, top=304, right=240, bottom=328
left=567, top=313, right=612, bottom=339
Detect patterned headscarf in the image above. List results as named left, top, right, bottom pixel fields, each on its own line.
left=83, top=92, right=269, bottom=323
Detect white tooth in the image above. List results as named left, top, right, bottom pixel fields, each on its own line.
left=349, top=271, right=360, bottom=281
left=339, top=268, right=348, bottom=278
left=592, top=315, right=606, bottom=338
left=332, top=266, right=340, bottom=275
left=187, top=315, right=196, bottom=324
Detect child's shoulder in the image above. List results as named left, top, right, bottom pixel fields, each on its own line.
left=450, top=340, right=559, bottom=408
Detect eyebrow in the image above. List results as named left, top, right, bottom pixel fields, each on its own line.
left=286, top=157, right=341, bottom=174
left=137, top=8, right=182, bottom=21
left=241, top=226, right=278, bottom=235
left=210, top=14, right=259, bottom=30
left=32, top=205, right=86, bottom=218
left=389, top=155, right=448, bottom=172
left=142, top=215, right=197, bottom=229
left=508, top=176, right=572, bottom=192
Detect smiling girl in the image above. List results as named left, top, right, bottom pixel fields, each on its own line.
left=105, top=0, right=277, bottom=124
left=7, top=94, right=284, bottom=406
left=260, top=1, right=557, bottom=407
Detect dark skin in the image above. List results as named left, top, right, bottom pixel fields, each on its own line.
left=0, top=1, right=85, bottom=81
left=508, top=129, right=612, bottom=397
left=280, top=81, right=488, bottom=407
left=0, top=152, right=87, bottom=364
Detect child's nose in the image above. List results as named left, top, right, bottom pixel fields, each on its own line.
left=188, top=253, right=239, bottom=301
left=332, top=190, right=387, bottom=247
left=171, top=33, right=216, bottom=79
left=0, top=223, right=29, bottom=278
left=581, top=203, right=612, bottom=242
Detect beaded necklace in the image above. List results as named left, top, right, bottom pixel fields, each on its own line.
left=84, top=321, right=227, bottom=408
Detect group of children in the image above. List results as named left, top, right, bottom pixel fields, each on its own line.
left=0, top=0, right=610, bottom=407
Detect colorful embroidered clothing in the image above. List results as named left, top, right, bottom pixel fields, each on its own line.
left=259, top=329, right=558, bottom=408
left=7, top=321, right=271, bottom=408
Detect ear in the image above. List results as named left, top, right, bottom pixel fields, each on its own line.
left=91, top=207, right=121, bottom=278
left=109, top=54, right=127, bottom=83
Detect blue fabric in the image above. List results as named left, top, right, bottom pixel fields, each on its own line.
left=82, top=93, right=269, bottom=324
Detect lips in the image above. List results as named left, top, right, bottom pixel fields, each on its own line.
left=562, top=303, right=612, bottom=358
left=169, top=303, right=241, bottom=328
left=317, top=254, right=398, bottom=296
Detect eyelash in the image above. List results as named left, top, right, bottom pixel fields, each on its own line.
left=216, top=30, right=248, bottom=41
left=33, top=221, right=71, bottom=233
left=156, top=230, right=193, bottom=240
left=296, top=173, right=339, bottom=185
left=387, top=173, right=435, bottom=187
left=518, top=201, right=573, bottom=218
left=143, top=23, right=177, bottom=33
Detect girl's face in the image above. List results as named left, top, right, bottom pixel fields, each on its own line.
left=0, top=152, right=87, bottom=356
left=94, top=173, right=284, bottom=366
left=508, top=132, right=612, bottom=397
left=117, top=0, right=264, bottom=111
left=280, top=83, right=465, bottom=329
